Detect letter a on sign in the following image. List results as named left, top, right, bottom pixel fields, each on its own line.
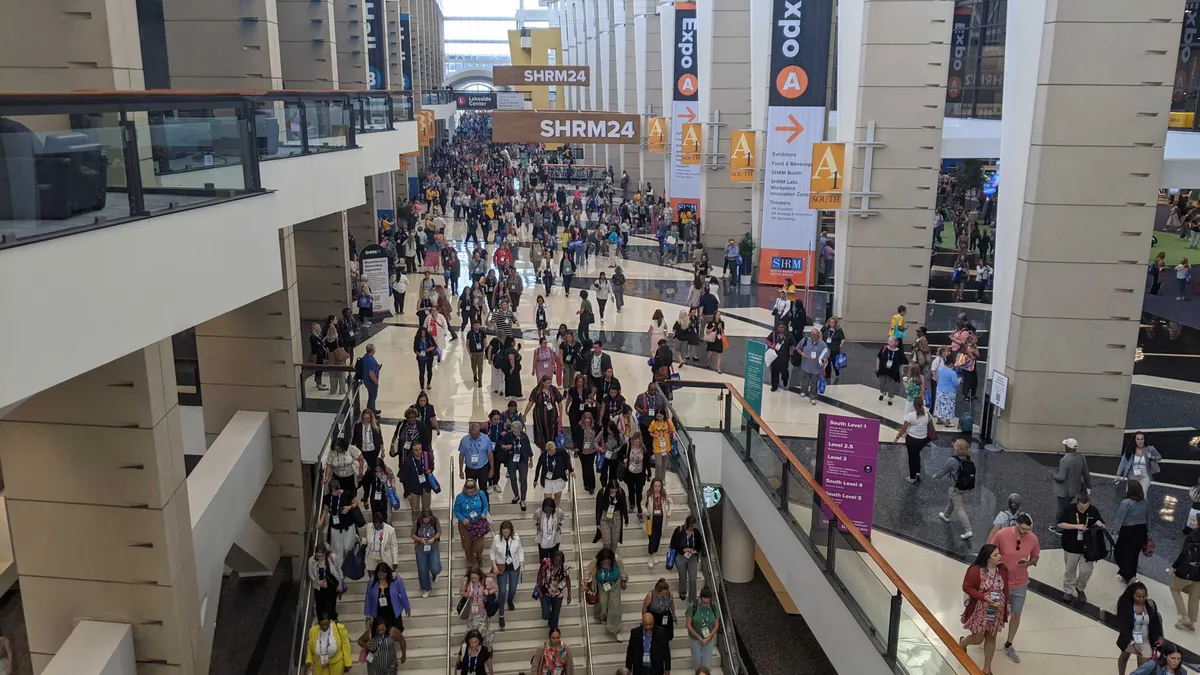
left=681, top=123, right=702, bottom=165
left=808, top=142, right=846, bottom=210
left=648, top=117, right=667, bottom=153
left=728, top=130, right=755, bottom=183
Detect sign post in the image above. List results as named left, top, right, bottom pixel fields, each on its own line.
left=743, top=341, right=766, bottom=416
left=815, top=414, right=880, bottom=538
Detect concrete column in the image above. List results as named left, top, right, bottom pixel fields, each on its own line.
left=833, top=0, right=951, bottom=338
left=195, top=229, right=306, bottom=562
left=657, top=2, right=674, bottom=196
left=0, top=340, right=204, bottom=675
left=599, top=0, right=617, bottom=168
left=335, top=0, right=370, bottom=89
left=637, top=0, right=666, bottom=194
left=990, top=0, right=1180, bottom=453
left=348, top=177, right=377, bottom=254
left=747, top=0, right=772, bottom=247
left=617, top=0, right=639, bottom=178
left=278, top=0, right=339, bottom=88
left=43, top=621, right=136, bottom=675
left=0, top=1, right=145, bottom=91
left=697, top=0, right=753, bottom=246
left=295, top=212, right=353, bottom=320
left=162, top=0, right=284, bottom=88
left=722, top=500, right=755, bottom=584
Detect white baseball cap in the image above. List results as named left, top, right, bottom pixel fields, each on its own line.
left=1062, top=438, right=1079, bottom=449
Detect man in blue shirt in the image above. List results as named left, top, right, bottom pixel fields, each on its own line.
left=457, top=422, right=495, bottom=487
left=360, top=344, right=382, bottom=414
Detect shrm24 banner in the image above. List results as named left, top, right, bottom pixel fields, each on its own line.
left=758, top=0, right=833, bottom=286
left=670, top=2, right=702, bottom=222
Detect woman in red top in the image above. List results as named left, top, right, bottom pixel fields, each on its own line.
left=959, top=544, right=1010, bottom=675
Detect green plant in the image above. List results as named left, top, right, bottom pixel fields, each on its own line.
left=738, top=232, right=757, bottom=259
left=955, top=159, right=984, bottom=198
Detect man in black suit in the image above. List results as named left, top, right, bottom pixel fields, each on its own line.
left=626, top=612, right=671, bottom=675
left=585, top=341, right=614, bottom=393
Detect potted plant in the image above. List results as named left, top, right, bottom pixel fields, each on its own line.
left=737, top=233, right=757, bottom=286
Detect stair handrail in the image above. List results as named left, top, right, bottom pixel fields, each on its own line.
left=444, top=470, right=457, bottom=672
left=568, top=472, right=595, bottom=675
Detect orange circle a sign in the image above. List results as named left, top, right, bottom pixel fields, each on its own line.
left=677, top=73, right=698, bottom=96
left=775, top=65, right=809, bottom=99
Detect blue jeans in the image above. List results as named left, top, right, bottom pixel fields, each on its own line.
left=540, top=595, right=563, bottom=630
left=415, top=547, right=442, bottom=591
left=365, top=381, right=379, bottom=411
left=508, top=461, right=529, bottom=502
left=496, top=567, right=521, bottom=614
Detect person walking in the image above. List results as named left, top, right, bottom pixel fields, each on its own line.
left=489, top=520, right=525, bottom=629
left=584, top=547, right=630, bottom=638
left=458, top=567, right=499, bottom=647
left=703, top=311, right=726, bottom=374
left=1112, top=480, right=1150, bottom=585
left=410, top=508, right=442, bottom=598
left=644, top=478, right=672, bottom=568
left=822, top=317, right=846, bottom=383
left=934, top=439, right=976, bottom=540
left=530, top=627, right=578, bottom=675
left=958, top=544, right=1010, bottom=675
left=466, top=321, right=487, bottom=388
left=792, top=328, right=829, bottom=404
left=1168, top=529, right=1200, bottom=631
left=1130, top=643, right=1187, bottom=675
left=1117, top=582, right=1163, bottom=675
left=1117, top=432, right=1161, bottom=504
left=626, top=611, right=672, bottom=675
left=670, top=515, right=704, bottom=601
left=359, top=620, right=406, bottom=675
left=535, top=496, right=567, bottom=562
left=642, top=579, right=677, bottom=641
left=413, top=326, right=437, bottom=390
left=535, top=441, right=574, bottom=506
left=536, top=550, right=573, bottom=631
left=453, top=479, right=491, bottom=569
left=363, top=509, right=401, bottom=573
left=500, top=420, right=533, bottom=510
left=595, top=273, right=612, bottom=323
left=458, top=423, right=495, bottom=487
left=686, top=587, right=721, bottom=668
left=890, top=305, right=909, bottom=350
left=988, top=494, right=1027, bottom=543
left=1052, top=438, right=1093, bottom=528
left=876, top=336, right=907, bottom=405
left=893, top=397, right=933, bottom=484
left=360, top=344, right=382, bottom=414
left=932, top=348, right=959, bottom=426
left=991, top=514, right=1039, bottom=664
left=1057, top=492, right=1104, bottom=604
left=352, top=409, right=385, bottom=499
left=1175, top=257, right=1192, bottom=300
left=596, top=479, right=630, bottom=550
left=306, top=611, right=353, bottom=675
left=766, top=323, right=793, bottom=392
left=308, top=543, right=344, bottom=618
left=363, top=562, right=412, bottom=635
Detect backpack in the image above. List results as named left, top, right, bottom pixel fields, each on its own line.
left=954, top=456, right=976, bottom=491
left=1175, top=543, right=1200, bottom=582
left=1083, top=526, right=1112, bottom=563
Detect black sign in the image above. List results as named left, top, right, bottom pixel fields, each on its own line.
left=366, top=0, right=386, bottom=90
left=456, top=92, right=498, bottom=110
left=767, top=0, right=833, bottom=108
left=673, top=2, right=699, bottom=102
left=946, top=8, right=972, bottom=102
left=400, top=13, right=413, bottom=90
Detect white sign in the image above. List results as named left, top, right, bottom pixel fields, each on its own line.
left=496, top=92, right=526, bottom=110
left=359, top=252, right=391, bottom=314
left=990, top=371, right=1008, bottom=410
left=758, top=105, right=824, bottom=282
left=670, top=100, right=702, bottom=213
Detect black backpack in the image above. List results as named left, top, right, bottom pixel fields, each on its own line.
left=1175, top=543, right=1200, bottom=582
left=354, top=357, right=365, bottom=382
left=954, top=456, right=977, bottom=491
left=1083, top=526, right=1111, bottom=563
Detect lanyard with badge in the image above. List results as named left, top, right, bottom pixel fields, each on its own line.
left=469, top=438, right=483, bottom=466
left=331, top=493, right=342, bottom=527
left=1133, top=606, right=1147, bottom=644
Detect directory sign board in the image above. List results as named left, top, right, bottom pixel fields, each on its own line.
left=743, top=341, right=766, bottom=415
left=491, top=111, right=641, bottom=144
left=819, top=414, right=881, bottom=537
left=670, top=1, right=702, bottom=222
left=493, top=65, right=591, bottom=86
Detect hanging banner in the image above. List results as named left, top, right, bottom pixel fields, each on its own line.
left=729, top=130, right=755, bottom=183
left=399, top=13, right=413, bottom=90
left=455, top=92, right=498, bottom=110
left=680, top=123, right=702, bottom=165
left=365, top=0, right=386, bottom=90
left=1175, top=2, right=1200, bottom=116
left=493, top=65, right=591, bottom=86
left=648, top=117, right=667, bottom=153
left=399, top=154, right=408, bottom=172
left=491, top=110, right=641, bottom=144
left=945, top=8, right=972, bottom=110
left=757, top=0, right=834, bottom=286
left=670, top=1, right=701, bottom=222
left=358, top=244, right=392, bottom=313
left=818, top=414, right=881, bottom=537
left=809, top=142, right=846, bottom=209
left=418, top=110, right=434, bottom=147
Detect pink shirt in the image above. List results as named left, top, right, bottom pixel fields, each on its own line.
left=992, top=527, right=1039, bottom=587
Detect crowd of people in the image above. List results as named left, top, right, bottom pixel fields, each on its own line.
left=305, top=113, right=725, bottom=675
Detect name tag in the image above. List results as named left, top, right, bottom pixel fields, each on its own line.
left=380, top=595, right=388, bottom=607
left=647, top=408, right=655, bottom=417
left=662, top=614, right=669, bottom=625
left=606, top=505, right=616, bottom=518
left=701, top=628, right=711, bottom=639
left=545, top=401, right=554, bottom=410
left=472, top=604, right=481, bottom=614
left=1133, top=465, right=1144, bottom=477
left=469, top=511, right=479, bottom=519
left=643, top=652, right=652, bottom=665
left=653, top=508, right=662, bottom=516
left=331, top=515, right=341, bottom=526
left=424, top=544, right=432, bottom=552
left=404, top=441, right=413, bottom=450
left=684, top=551, right=693, bottom=559
left=584, top=441, right=593, bottom=450
left=603, top=582, right=613, bottom=592
left=418, top=474, right=426, bottom=484
left=810, top=351, right=817, bottom=359
left=1133, top=630, right=1145, bottom=644
left=886, top=359, right=894, bottom=368
left=558, top=580, right=567, bottom=590
left=470, top=454, right=480, bottom=464
left=366, top=653, right=375, bottom=663
left=604, top=449, right=614, bottom=459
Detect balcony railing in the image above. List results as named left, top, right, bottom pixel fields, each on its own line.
left=0, top=89, right=414, bottom=250
left=421, top=89, right=455, bottom=106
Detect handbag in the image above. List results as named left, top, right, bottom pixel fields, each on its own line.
left=333, top=347, right=350, bottom=363
left=596, top=453, right=607, bottom=471
left=456, top=596, right=470, bottom=620
left=927, top=414, right=940, bottom=442
left=586, top=588, right=599, bottom=605
left=834, top=353, right=848, bottom=370
left=386, top=485, right=401, bottom=511
left=342, top=542, right=366, bottom=581
left=666, top=548, right=677, bottom=570
left=670, top=439, right=680, bottom=459
left=1144, top=537, right=1157, bottom=557
left=555, top=432, right=566, bottom=448
left=704, top=330, right=717, bottom=343
left=351, top=507, right=367, bottom=529
left=817, top=376, right=826, bottom=395
left=466, top=518, right=492, bottom=541
left=721, top=334, right=730, bottom=350
left=427, top=472, right=442, bottom=494
left=485, top=593, right=500, bottom=617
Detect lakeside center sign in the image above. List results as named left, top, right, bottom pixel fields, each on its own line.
left=491, top=110, right=641, bottom=144
left=493, top=65, right=591, bottom=86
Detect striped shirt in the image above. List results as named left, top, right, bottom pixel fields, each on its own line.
left=366, top=636, right=399, bottom=675
left=492, top=309, right=515, bottom=338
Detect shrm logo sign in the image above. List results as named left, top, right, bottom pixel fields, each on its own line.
left=770, top=257, right=805, bottom=271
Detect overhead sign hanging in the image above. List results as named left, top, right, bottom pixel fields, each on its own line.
left=493, top=65, right=591, bottom=86
left=729, top=130, right=755, bottom=183
left=757, top=0, right=834, bottom=286
left=365, top=0, right=387, bottom=90
left=399, top=13, right=413, bottom=90
left=670, top=1, right=702, bottom=222
left=680, top=123, right=702, bottom=165
left=945, top=7, right=972, bottom=111
left=809, top=142, right=845, bottom=209
left=648, top=117, right=667, bottom=153
left=456, top=92, right=497, bottom=110
left=418, top=110, right=434, bottom=147
left=491, top=110, right=641, bottom=144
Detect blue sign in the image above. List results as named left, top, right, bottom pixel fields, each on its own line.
left=399, top=13, right=413, bottom=90
left=744, top=341, right=766, bottom=415
left=770, top=257, right=806, bottom=271
left=366, top=0, right=386, bottom=90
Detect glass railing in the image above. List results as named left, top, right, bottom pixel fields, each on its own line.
left=0, top=89, right=413, bottom=250
left=298, top=363, right=358, bottom=413
left=667, top=381, right=983, bottom=675
left=421, top=90, right=454, bottom=106
left=288, top=379, right=361, bottom=675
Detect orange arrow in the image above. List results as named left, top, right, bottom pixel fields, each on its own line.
left=678, top=106, right=697, bottom=123
left=774, top=114, right=805, bottom=143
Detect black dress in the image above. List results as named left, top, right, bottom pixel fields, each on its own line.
left=705, top=320, right=725, bottom=353
left=503, top=348, right=523, bottom=397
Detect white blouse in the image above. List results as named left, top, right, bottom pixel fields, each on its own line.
left=328, top=447, right=363, bottom=477
left=490, top=533, right=525, bottom=569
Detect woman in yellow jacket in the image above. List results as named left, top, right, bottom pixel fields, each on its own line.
left=306, top=611, right=353, bottom=675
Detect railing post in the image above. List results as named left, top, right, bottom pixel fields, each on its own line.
left=119, top=116, right=148, bottom=217
left=825, top=520, right=837, bottom=571
left=386, top=95, right=394, bottom=129
left=237, top=103, right=259, bottom=192
left=347, top=97, right=357, bottom=148
left=299, top=101, right=310, bottom=154
left=723, top=390, right=731, bottom=432
left=778, top=461, right=789, bottom=506
left=886, top=593, right=903, bottom=658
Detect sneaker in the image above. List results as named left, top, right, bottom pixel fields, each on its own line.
left=421, top=590, right=430, bottom=598
left=648, top=556, right=656, bottom=568
left=499, top=617, right=506, bottom=629
left=1004, top=644, right=1020, bottom=664
left=1063, top=593, right=1077, bottom=604
left=1077, top=590, right=1087, bottom=604
left=879, top=394, right=885, bottom=401
left=905, top=476, right=918, bottom=484
left=960, top=531, right=973, bottom=540
left=810, top=398, right=818, bottom=406
left=520, top=501, right=527, bottom=511
left=887, top=399, right=893, bottom=406
left=938, top=512, right=951, bottom=522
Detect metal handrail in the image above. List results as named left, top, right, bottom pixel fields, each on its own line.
left=568, top=473, right=594, bottom=674
left=288, top=381, right=360, bottom=674
left=670, top=420, right=745, bottom=674
left=444, top=469, right=456, bottom=672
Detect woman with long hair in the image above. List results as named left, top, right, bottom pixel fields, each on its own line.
left=1116, top=582, right=1163, bottom=675
left=643, top=477, right=673, bottom=568
left=530, top=627, right=577, bottom=675
left=363, top=561, right=411, bottom=635
left=959, top=544, right=1009, bottom=675
left=1117, top=431, right=1161, bottom=503
left=648, top=309, right=669, bottom=353
left=1130, top=641, right=1186, bottom=675
left=623, top=434, right=649, bottom=522
left=1112, top=480, right=1151, bottom=584
left=893, top=397, right=933, bottom=484
left=535, top=549, right=572, bottom=631
left=352, top=409, right=385, bottom=498
left=458, top=566, right=498, bottom=646
left=454, top=629, right=493, bottom=675
left=413, top=326, right=437, bottom=390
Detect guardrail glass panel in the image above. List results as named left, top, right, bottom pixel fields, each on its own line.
left=306, top=99, right=352, bottom=153
left=137, top=106, right=250, bottom=199
left=359, top=95, right=391, bottom=132
left=827, top=522, right=895, bottom=652
left=253, top=100, right=305, bottom=160
left=391, top=93, right=415, bottom=122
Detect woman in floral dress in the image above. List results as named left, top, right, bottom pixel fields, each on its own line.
left=959, top=544, right=1010, bottom=675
